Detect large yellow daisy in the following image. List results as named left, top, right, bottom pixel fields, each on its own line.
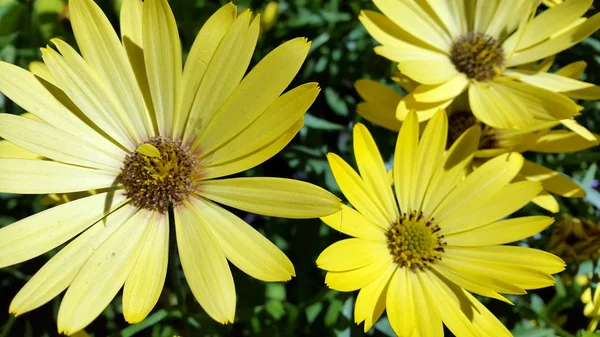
left=355, top=77, right=599, bottom=212
left=317, top=110, right=565, bottom=336
left=0, top=0, right=341, bottom=334
left=360, top=0, right=600, bottom=129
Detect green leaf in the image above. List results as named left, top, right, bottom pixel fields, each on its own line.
left=305, top=302, right=323, bottom=324
left=324, top=299, right=344, bottom=327
left=304, top=113, right=345, bottom=131
left=266, top=283, right=286, bottom=301
left=120, top=309, right=169, bottom=337
left=265, top=300, right=285, bottom=320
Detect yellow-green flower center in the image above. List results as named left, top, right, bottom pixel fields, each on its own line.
left=385, top=212, right=446, bottom=270
left=450, top=32, right=505, bottom=81
left=120, top=136, right=200, bottom=213
left=447, top=110, right=496, bottom=149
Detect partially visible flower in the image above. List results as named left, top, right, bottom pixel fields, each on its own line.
left=548, top=214, right=600, bottom=262
left=0, top=0, right=341, bottom=334
left=354, top=68, right=599, bottom=212
left=317, top=110, right=564, bottom=335
left=361, top=0, right=600, bottom=130
left=582, top=285, right=600, bottom=331
left=259, top=1, right=279, bottom=33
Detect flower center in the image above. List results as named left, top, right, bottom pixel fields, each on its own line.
left=385, top=211, right=446, bottom=270
left=450, top=32, right=505, bottom=81
left=447, top=111, right=495, bottom=149
left=120, top=136, right=200, bottom=213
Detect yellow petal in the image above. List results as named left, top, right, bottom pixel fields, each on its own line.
left=320, top=205, right=387, bottom=240
left=9, top=205, right=137, bottom=316
left=412, top=271, right=444, bottom=337
left=354, top=263, right=395, bottom=332
left=439, top=181, right=542, bottom=235
left=445, top=216, right=554, bottom=246
left=433, top=153, right=524, bottom=226
left=412, top=73, right=469, bottom=103
left=412, top=110, right=447, bottom=211
left=464, top=292, right=513, bottom=337
left=421, top=125, right=480, bottom=217
left=532, top=190, right=560, bottom=213
left=355, top=79, right=402, bottom=131
left=396, top=92, right=453, bottom=122
left=194, top=37, right=310, bottom=155
left=396, top=59, right=459, bottom=85
left=560, top=118, right=599, bottom=142
left=317, top=238, right=389, bottom=272
left=530, top=129, right=599, bottom=152
left=0, top=159, right=116, bottom=194
left=57, top=209, right=153, bottom=335
left=203, top=83, right=318, bottom=166
left=176, top=3, right=236, bottom=138
left=198, top=177, right=340, bottom=219
left=182, top=11, right=258, bottom=144
left=520, top=160, right=585, bottom=197
left=354, top=123, right=398, bottom=222
left=189, top=196, right=294, bottom=282
left=556, top=61, right=586, bottom=79
left=473, top=0, right=499, bottom=33
left=174, top=201, right=236, bottom=324
left=0, top=140, right=40, bottom=159
left=29, top=61, right=58, bottom=86
left=327, top=153, right=389, bottom=225
left=393, top=110, right=418, bottom=213
left=506, top=69, right=600, bottom=100
left=0, top=62, right=123, bottom=153
left=0, top=191, right=128, bottom=268
left=371, top=0, right=451, bottom=51
left=199, top=119, right=303, bottom=180
left=70, top=0, right=153, bottom=140
left=0, top=113, right=123, bottom=172
left=324, top=255, right=393, bottom=292
left=385, top=267, right=417, bottom=337
left=142, top=0, right=181, bottom=136
left=123, top=213, right=169, bottom=323
left=508, top=12, right=600, bottom=66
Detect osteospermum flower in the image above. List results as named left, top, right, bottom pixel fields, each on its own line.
left=582, top=285, right=600, bottom=331
left=360, top=0, right=600, bottom=130
left=0, top=0, right=341, bottom=334
left=354, top=75, right=599, bottom=212
left=317, top=110, right=565, bottom=335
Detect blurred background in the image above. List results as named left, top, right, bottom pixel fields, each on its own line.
left=0, top=0, right=599, bottom=336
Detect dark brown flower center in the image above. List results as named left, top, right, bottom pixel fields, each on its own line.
left=447, top=110, right=496, bottom=149
left=450, top=32, right=505, bottom=81
left=120, top=136, right=200, bottom=213
left=386, top=211, right=446, bottom=270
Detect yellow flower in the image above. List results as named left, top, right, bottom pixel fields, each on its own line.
left=360, top=0, right=600, bottom=130
left=543, top=0, right=563, bottom=6
left=548, top=214, right=600, bottom=262
left=582, top=286, right=600, bottom=331
left=259, top=1, right=279, bottom=33
left=354, top=74, right=599, bottom=213
left=0, top=0, right=341, bottom=334
left=317, top=110, right=565, bottom=335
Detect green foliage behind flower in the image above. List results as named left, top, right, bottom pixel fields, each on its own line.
left=0, top=0, right=599, bottom=336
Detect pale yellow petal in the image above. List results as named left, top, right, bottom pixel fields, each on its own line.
left=396, top=92, right=453, bottom=122
left=354, top=264, right=395, bottom=332
left=176, top=3, right=236, bottom=138
left=532, top=190, right=560, bottom=213
left=396, top=59, right=459, bottom=85
left=385, top=267, right=417, bottom=337
left=0, top=113, right=122, bottom=172
left=70, top=0, right=153, bottom=140
left=123, top=213, right=169, bottom=323
left=433, top=153, right=524, bottom=226
left=354, top=123, right=398, bottom=221
left=0, top=140, right=40, bottom=159
left=506, top=69, right=600, bottom=100
left=193, top=37, right=310, bottom=155
left=320, top=205, right=387, bottom=240
left=560, top=118, right=598, bottom=142
left=182, top=11, right=258, bottom=144
left=393, top=110, right=418, bottom=213
left=0, top=159, right=117, bottom=194
left=9, top=205, right=137, bottom=316
left=530, top=130, right=599, bottom=153
left=188, top=196, right=294, bottom=282
left=412, top=271, right=444, bottom=337
left=412, top=73, right=469, bottom=103
left=29, top=61, right=57, bottom=86
left=324, top=255, right=393, bottom=292
left=317, top=239, right=389, bottom=272
left=174, top=201, right=236, bottom=324
left=521, top=160, right=585, bottom=197
left=445, top=216, right=554, bottom=246
left=57, top=208, right=152, bottom=335
left=355, top=79, right=402, bottom=131
left=465, top=292, right=513, bottom=337
left=0, top=191, right=128, bottom=268
left=556, top=61, right=586, bottom=79
left=142, top=0, right=181, bottom=136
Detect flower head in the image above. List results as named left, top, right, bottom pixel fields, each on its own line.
left=0, top=0, right=340, bottom=334
left=582, top=285, right=600, bottom=331
left=317, top=110, right=565, bottom=335
left=361, top=0, right=600, bottom=130
left=548, top=214, right=600, bottom=262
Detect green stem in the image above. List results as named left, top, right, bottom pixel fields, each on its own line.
left=0, top=315, right=15, bottom=337
left=537, top=312, right=576, bottom=337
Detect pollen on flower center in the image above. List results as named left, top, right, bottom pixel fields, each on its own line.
left=120, top=136, right=200, bottom=213
left=447, top=111, right=496, bottom=149
left=450, top=32, right=505, bottom=82
left=385, top=211, right=446, bottom=270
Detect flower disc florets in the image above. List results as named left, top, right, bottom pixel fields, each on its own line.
left=386, top=211, right=446, bottom=270
left=447, top=111, right=496, bottom=149
left=450, top=32, right=505, bottom=81
left=120, top=136, right=200, bottom=213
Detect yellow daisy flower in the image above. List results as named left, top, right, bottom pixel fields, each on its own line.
left=0, top=0, right=341, bottom=334
left=360, top=0, right=600, bottom=129
left=354, top=75, right=599, bottom=213
left=317, top=110, right=565, bottom=335
left=582, top=285, right=600, bottom=331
